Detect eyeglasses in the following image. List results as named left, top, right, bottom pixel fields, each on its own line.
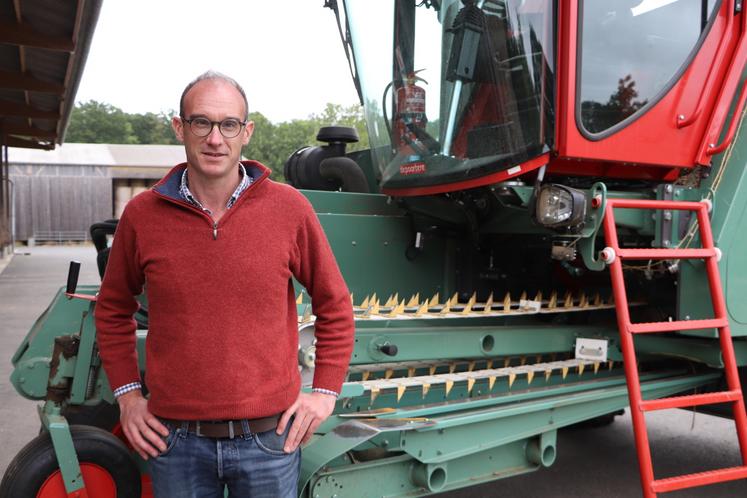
left=181, top=116, right=247, bottom=138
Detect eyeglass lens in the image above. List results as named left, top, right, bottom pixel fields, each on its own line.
left=189, top=117, right=243, bottom=138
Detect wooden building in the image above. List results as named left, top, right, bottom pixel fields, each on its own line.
left=0, top=0, right=103, bottom=253
left=8, top=143, right=185, bottom=242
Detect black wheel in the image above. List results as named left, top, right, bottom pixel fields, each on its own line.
left=0, top=425, right=141, bottom=498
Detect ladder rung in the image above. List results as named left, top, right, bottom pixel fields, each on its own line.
left=651, top=465, right=747, bottom=493
left=640, top=390, right=742, bottom=412
left=617, top=248, right=716, bottom=260
left=628, top=318, right=728, bottom=334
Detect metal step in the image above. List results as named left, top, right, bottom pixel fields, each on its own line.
left=651, top=465, right=747, bottom=493
left=640, top=390, right=742, bottom=412
left=628, top=318, right=728, bottom=334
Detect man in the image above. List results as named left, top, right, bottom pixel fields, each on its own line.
left=95, top=71, right=355, bottom=497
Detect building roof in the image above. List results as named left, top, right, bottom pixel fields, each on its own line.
left=0, top=0, right=103, bottom=150
left=8, top=143, right=187, bottom=167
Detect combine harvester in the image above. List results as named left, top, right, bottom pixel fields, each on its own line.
left=3, top=1, right=747, bottom=496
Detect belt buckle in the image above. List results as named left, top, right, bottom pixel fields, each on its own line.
left=228, top=420, right=235, bottom=439
left=195, top=420, right=203, bottom=437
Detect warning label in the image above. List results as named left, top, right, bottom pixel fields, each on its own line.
left=399, top=162, right=426, bottom=175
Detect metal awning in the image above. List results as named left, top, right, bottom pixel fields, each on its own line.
left=0, top=0, right=103, bottom=150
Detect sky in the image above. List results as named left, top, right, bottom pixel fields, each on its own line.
left=75, top=1, right=361, bottom=123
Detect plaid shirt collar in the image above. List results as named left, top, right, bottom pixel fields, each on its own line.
left=179, top=163, right=252, bottom=214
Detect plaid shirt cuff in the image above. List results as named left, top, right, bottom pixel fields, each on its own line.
left=113, top=382, right=142, bottom=398
left=311, top=387, right=339, bottom=398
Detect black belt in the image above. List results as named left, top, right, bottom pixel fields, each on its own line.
left=162, top=414, right=280, bottom=439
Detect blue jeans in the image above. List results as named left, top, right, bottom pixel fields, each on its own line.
left=149, top=420, right=301, bottom=498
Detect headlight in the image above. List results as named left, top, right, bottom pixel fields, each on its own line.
left=535, top=185, right=586, bottom=229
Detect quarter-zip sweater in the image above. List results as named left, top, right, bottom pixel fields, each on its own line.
left=95, top=161, right=354, bottom=420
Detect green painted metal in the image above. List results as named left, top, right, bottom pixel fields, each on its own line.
left=39, top=403, right=86, bottom=494
left=300, top=371, right=718, bottom=497
left=10, top=287, right=95, bottom=400
left=676, top=84, right=747, bottom=337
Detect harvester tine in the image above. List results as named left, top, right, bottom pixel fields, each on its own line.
left=350, top=293, right=354, bottom=306
left=527, top=371, right=535, bottom=385
left=370, top=387, right=380, bottom=404
left=608, top=360, right=614, bottom=371
left=578, top=363, right=586, bottom=376
left=296, top=293, right=303, bottom=304
left=361, top=295, right=370, bottom=309
left=359, top=306, right=371, bottom=319
left=508, top=373, right=517, bottom=388
left=439, top=302, right=451, bottom=315
left=520, top=356, right=527, bottom=366
left=562, top=367, right=569, bottom=379
left=468, top=360, right=476, bottom=372
left=503, top=293, right=511, bottom=313
left=563, top=291, right=574, bottom=308
left=449, top=292, right=459, bottom=307
left=503, top=357, right=511, bottom=368
left=594, top=362, right=600, bottom=374
left=445, top=380, right=454, bottom=396
left=519, top=291, right=527, bottom=302
left=429, top=292, right=439, bottom=307
left=397, top=384, right=406, bottom=402
left=486, top=360, right=493, bottom=369
left=534, top=291, right=543, bottom=303
left=371, top=299, right=381, bottom=315
left=362, top=371, right=370, bottom=381
left=593, top=292, right=602, bottom=306
left=408, top=367, right=416, bottom=378
left=302, top=305, right=312, bottom=323
left=461, top=298, right=473, bottom=315
left=385, top=369, right=394, bottom=379
left=415, top=301, right=428, bottom=317
left=407, top=293, right=420, bottom=307
left=449, top=362, right=456, bottom=374
left=579, top=291, right=589, bottom=308
left=488, top=376, right=497, bottom=390
left=429, top=365, right=437, bottom=376
left=422, top=383, right=431, bottom=397
left=548, top=290, right=558, bottom=309
left=467, top=378, right=476, bottom=394
left=371, top=293, right=378, bottom=306
left=535, top=354, right=542, bottom=364
left=545, top=369, right=552, bottom=381
left=484, top=292, right=494, bottom=313
left=384, top=294, right=394, bottom=307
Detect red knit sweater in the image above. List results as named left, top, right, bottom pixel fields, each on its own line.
left=95, top=161, right=354, bottom=420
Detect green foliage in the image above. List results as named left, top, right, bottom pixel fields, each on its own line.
left=66, top=101, right=369, bottom=182
left=66, top=101, right=178, bottom=145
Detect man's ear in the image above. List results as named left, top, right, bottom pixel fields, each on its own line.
left=242, top=121, right=255, bottom=146
left=172, top=116, right=185, bottom=143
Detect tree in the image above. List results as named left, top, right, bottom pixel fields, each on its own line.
left=65, top=101, right=138, bottom=144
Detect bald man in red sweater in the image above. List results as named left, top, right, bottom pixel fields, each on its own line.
left=95, top=71, right=355, bottom=498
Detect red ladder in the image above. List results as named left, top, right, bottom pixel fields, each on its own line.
left=601, top=198, right=747, bottom=497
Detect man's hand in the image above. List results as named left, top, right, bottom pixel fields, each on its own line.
left=277, top=391, right=336, bottom=453
left=117, top=390, right=170, bottom=460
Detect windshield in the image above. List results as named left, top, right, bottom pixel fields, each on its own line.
left=344, top=0, right=555, bottom=192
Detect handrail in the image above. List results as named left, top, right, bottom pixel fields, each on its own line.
left=707, top=75, right=747, bottom=154
left=677, top=1, right=734, bottom=128
left=705, top=4, right=747, bottom=156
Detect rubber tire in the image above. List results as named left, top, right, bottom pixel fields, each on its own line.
left=0, top=425, right=141, bottom=498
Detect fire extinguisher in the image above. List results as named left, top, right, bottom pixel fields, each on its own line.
left=394, top=72, right=428, bottom=151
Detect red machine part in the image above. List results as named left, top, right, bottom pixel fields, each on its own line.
left=554, top=0, right=747, bottom=178
left=36, top=464, right=111, bottom=498
left=603, top=198, right=747, bottom=497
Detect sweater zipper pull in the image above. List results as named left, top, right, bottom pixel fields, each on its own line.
left=213, top=221, right=218, bottom=240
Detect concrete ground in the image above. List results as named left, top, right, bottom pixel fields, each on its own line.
left=1, top=246, right=746, bottom=497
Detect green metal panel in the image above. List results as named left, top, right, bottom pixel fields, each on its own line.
left=39, top=404, right=86, bottom=494
left=317, top=213, right=453, bottom=301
